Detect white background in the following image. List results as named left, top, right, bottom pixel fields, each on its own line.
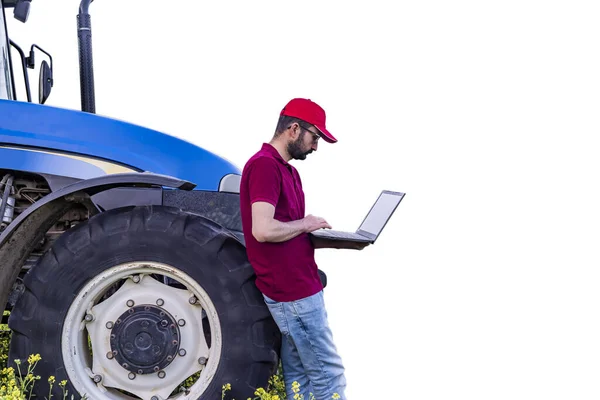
left=7, top=1, right=600, bottom=399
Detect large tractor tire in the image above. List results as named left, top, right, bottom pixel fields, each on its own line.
left=8, top=205, right=281, bottom=400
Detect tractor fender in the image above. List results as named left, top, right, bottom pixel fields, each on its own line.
left=0, top=172, right=195, bottom=310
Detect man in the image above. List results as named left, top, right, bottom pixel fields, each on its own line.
left=239, top=98, right=368, bottom=400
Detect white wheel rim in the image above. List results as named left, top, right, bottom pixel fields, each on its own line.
left=61, top=261, right=222, bottom=400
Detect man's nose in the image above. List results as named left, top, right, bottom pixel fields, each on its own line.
left=311, top=141, right=319, bottom=151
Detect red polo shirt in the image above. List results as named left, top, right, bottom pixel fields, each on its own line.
left=239, top=143, right=322, bottom=302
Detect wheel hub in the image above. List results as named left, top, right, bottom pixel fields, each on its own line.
left=110, top=305, right=180, bottom=374
left=64, top=266, right=218, bottom=400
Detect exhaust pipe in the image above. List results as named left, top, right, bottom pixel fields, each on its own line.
left=77, top=0, right=95, bottom=113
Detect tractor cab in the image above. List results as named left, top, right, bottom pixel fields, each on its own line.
left=0, top=1, right=15, bottom=100
left=1, top=0, right=53, bottom=104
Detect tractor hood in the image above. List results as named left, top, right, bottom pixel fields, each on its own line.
left=0, top=100, right=241, bottom=190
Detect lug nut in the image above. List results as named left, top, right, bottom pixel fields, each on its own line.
left=156, top=298, right=164, bottom=306
left=106, top=351, right=114, bottom=360
left=128, top=372, right=136, bottom=380
left=172, top=340, right=178, bottom=346
left=132, top=275, right=140, bottom=283
left=84, top=313, right=94, bottom=322
left=126, top=299, right=135, bottom=307
left=198, top=357, right=207, bottom=365
left=138, top=369, right=143, bottom=374
left=160, top=320, right=168, bottom=327
left=178, top=349, right=187, bottom=357
left=178, top=319, right=186, bottom=326
left=158, top=370, right=166, bottom=379
left=151, top=397, right=159, bottom=400
left=167, top=355, right=173, bottom=362
left=106, top=321, right=114, bottom=329
left=153, top=366, right=160, bottom=372
left=122, top=363, right=129, bottom=369
left=188, top=296, right=197, bottom=304
left=93, top=375, right=102, bottom=383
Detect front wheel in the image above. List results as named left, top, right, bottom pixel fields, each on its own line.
left=8, top=205, right=281, bottom=400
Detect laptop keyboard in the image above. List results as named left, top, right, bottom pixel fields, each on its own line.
left=316, top=230, right=363, bottom=239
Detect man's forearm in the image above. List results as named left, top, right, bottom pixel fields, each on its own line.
left=256, top=219, right=306, bottom=243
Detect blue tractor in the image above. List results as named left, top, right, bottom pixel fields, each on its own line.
left=0, top=1, right=285, bottom=399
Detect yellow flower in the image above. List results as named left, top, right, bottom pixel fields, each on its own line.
left=48, top=375, right=55, bottom=384
left=292, top=381, right=301, bottom=393
left=27, top=353, right=41, bottom=365
left=332, top=394, right=341, bottom=399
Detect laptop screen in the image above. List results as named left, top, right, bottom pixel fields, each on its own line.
left=358, top=191, right=404, bottom=236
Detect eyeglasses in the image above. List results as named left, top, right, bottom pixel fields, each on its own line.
left=299, top=125, right=321, bottom=142
left=287, top=123, right=321, bottom=143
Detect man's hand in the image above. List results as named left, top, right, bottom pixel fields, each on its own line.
left=302, top=214, right=332, bottom=232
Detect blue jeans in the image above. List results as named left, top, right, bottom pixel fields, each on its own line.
left=263, top=290, right=347, bottom=400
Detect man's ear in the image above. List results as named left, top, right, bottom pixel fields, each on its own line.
left=287, top=122, right=300, bottom=140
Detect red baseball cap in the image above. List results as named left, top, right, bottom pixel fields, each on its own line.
left=280, top=98, right=338, bottom=143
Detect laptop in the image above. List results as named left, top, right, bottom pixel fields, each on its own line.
left=310, top=190, right=405, bottom=244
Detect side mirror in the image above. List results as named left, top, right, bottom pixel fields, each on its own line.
left=38, top=60, right=53, bottom=104
left=13, top=0, right=32, bottom=23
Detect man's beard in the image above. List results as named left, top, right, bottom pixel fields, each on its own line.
left=287, top=131, right=312, bottom=160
